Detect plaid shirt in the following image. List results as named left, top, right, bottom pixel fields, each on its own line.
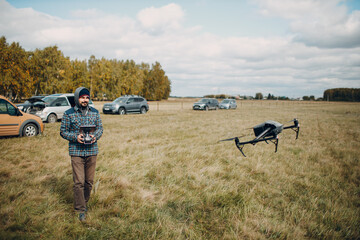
left=60, top=106, right=103, bottom=156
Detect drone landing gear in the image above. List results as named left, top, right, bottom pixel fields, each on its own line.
left=270, top=138, right=279, bottom=152
left=293, top=127, right=300, bottom=139
left=235, top=137, right=246, bottom=157
left=234, top=136, right=279, bottom=157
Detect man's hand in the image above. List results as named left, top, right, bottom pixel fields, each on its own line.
left=90, top=134, right=96, bottom=144
left=77, top=134, right=84, bottom=143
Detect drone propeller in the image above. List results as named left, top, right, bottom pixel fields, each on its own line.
left=285, top=118, right=297, bottom=123
left=219, top=135, right=246, bottom=142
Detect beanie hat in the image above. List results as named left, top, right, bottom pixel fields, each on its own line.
left=79, top=88, right=90, bottom=99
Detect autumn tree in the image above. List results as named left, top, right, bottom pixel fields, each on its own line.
left=255, top=92, right=263, bottom=100
left=0, top=37, right=32, bottom=101
left=323, top=88, right=360, bottom=102
left=142, top=62, right=171, bottom=100
left=31, top=46, right=71, bottom=95
left=0, top=36, right=171, bottom=101
left=68, top=59, right=89, bottom=93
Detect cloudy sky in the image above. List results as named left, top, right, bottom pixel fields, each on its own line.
left=1, top=0, right=360, bottom=98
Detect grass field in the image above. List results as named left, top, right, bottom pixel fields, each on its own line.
left=1, top=99, right=359, bottom=239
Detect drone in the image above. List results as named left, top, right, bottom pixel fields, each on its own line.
left=220, top=119, right=300, bottom=157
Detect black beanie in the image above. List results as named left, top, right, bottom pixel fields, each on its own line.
left=79, top=88, right=90, bottom=99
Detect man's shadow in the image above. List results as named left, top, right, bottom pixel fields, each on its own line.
left=43, top=174, right=73, bottom=205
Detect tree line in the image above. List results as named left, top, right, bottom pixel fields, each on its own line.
left=209, top=90, right=360, bottom=102
left=0, top=36, right=171, bottom=102
left=323, top=88, right=360, bottom=102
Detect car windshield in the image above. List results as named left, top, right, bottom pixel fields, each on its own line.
left=114, top=97, right=127, bottom=104
left=42, top=96, right=57, bottom=104
left=222, top=100, right=230, bottom=103
left=199, top=99, right=209, bottom=103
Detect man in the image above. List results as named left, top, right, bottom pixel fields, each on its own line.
left=60, top=87, right=103, bottom=221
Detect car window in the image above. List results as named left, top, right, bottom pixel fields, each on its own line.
left=127, top=98, right=135, bottom=103
left=0, top=99, right=17, bottom=116
left=114, top=97, right=127, bottom=103
left=7, top=103, right=17, bottom=116
left=50, top=97, right=69, bottom=107
left=135, top=98, right=143, bottom=102
left=67, top=96, right=75, bottom=107
left=42, top=96, right=57, bottom=105
left=0, top=99, right=8, bottom=114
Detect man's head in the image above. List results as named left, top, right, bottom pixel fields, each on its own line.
left=74, top=87, right=90, bottom=109
left=79, top=95, right=89, bottom=107
left=78, top=88, right=90, bottom=107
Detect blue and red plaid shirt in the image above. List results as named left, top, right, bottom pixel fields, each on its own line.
left=60, top=106, right=103, bottom=156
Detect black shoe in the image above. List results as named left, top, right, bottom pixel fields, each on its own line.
left=79, top=212, right=86, bottom=222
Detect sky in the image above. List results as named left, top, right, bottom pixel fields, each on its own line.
left=1, top=0, right=360, bottom=98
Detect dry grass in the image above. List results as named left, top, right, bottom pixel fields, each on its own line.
left=1, top=99, right=359, bottom=239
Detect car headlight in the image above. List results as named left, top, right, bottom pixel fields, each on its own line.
left=37, top=110, right=46, bottom=115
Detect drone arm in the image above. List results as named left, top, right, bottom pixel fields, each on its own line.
left=254, top=127, right=272, bottom=141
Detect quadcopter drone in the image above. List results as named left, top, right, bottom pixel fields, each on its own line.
left=220, top=119, right=300, bottom=157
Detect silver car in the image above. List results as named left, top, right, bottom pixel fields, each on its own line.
left=102, top=95, right=149, bottom=115
left=219, top=99, right=237, bottom=109
left=33, top=93, right=95, bottom=123
left=193, top=98, right=219, bottom=111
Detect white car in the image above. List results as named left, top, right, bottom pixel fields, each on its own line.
left=219, top=99, right=237, bottom=109
left=33, top=93, right=95, bottom=123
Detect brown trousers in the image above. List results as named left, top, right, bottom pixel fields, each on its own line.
left=71, top=155, right=97, bottom=212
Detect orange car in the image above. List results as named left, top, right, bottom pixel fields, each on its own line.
left=0, top=95, right=44, bottom=137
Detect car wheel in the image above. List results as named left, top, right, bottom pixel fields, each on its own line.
left=23, top=123, right=38, bottom=137
left=47, top=113, right=57, bottom=123
left=140, top=106, right=147, bottom=114
left=118, top=108, right=126, bottom=115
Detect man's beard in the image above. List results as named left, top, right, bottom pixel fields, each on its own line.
left=80, top=102, right=88, bottom=108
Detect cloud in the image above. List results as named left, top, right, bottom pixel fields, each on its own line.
left=136, top=3, right=184, bottom=35
left=253, top=0, right=360, bottom=48
left=0, top=0, right=359, bottom=98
